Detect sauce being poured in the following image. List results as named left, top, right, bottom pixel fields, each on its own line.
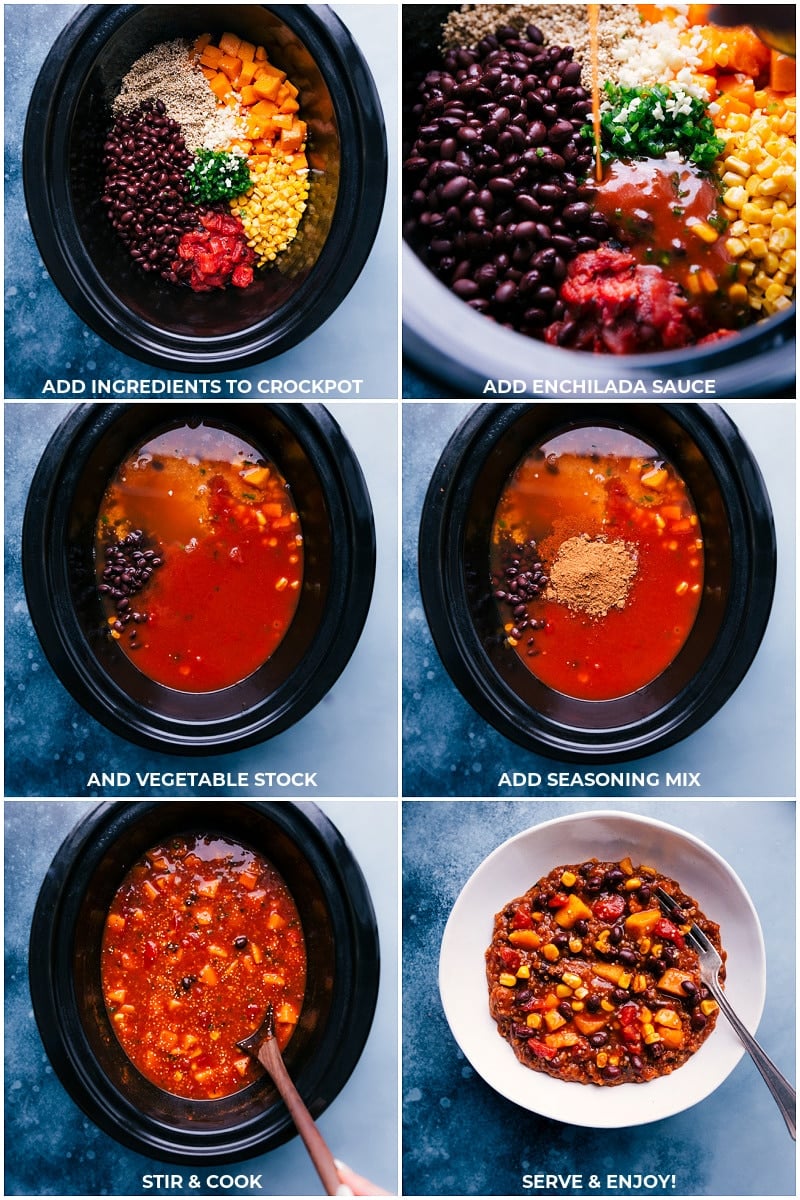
left=591, top=156, right=745, bottom=323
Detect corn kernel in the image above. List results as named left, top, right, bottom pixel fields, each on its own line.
left=561, top=871, right=577, bottom=888
left=498, top=973, right=517, bottom=988
left=516, top=965, right=530, bottom=979
left=568, top=938, right=583, bottom=953
left=562, top=972, right=582, bottom=989
left=556, top=984, right=573, bottom=998
left=688, top=220, right=718, bottom=244
left=596, top=1052, right=609, bottom=1068
left=542, top=943, right=560, bottom=962
left=700, top=999, right=719, bottom=1016
left=526, top=1012, right=542, bottom=1029
left=601, top=999, right=615, bottom=1013
left=571, top=1000, right=585, bottom=1011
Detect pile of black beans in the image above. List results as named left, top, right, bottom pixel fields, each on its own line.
left=98, top=529, right=163, bottom=646
left=404, top=23, right=610, bottom=336
left=101, top=100, right=201, bottom=284
left=492, top=539, right=548, bottom=656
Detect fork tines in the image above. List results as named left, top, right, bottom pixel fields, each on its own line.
left=654, top=886, right=712, bottom=954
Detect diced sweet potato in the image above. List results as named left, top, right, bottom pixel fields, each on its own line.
left=219, top=31, right=241, bottom=57
left=554, top=893, right=593, bottom=929
left=254, top=75, right=282, bottom=102
left=573, top=1012, right=609, bottom=1036
left=593, top=961, right=625, bottom=985
left=657, top=967, right=694, bottom=996
left=624, top=909, right=662, bottom=937
left=508, top=929, right=541, bottom=949
left=544, top=1029, right=580, bottom=1049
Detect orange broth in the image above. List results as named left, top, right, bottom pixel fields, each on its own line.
left=102, top=833, right=306, bottom=1100
left=95, top=423, right=303, bottom=692
left=491, top=427, right=704, bottom=700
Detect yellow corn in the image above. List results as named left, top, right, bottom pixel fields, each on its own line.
left=561, top=871, right=577, bottom=887
left=231, top=150, right=309, bottom=268
left=716, top=99, right=796, bottom=315
left=542, top=943, right=560, bottom=962
left=561, top=972, right=582, bottom=989
left=516, top=965, right=530, bottom=979
left=526, top=1012, right=542, bottom=1029
left=688, top=219, right=718, bottom=244
left=498, top=973, right=516, bottom=988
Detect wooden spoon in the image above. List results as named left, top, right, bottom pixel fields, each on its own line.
left=237, top=1003, right=342, bottom=1196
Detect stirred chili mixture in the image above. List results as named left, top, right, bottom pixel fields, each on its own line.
left=95, top=422, right=303, bottom=692
left=486, top=858, right=723, bottom=1085
left=490, top=425, right=703, bottom=700
left=101, top=833, right=306, bottom=1100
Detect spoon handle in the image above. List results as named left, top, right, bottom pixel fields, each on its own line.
left=258, top=1039, right=342, bottom=1195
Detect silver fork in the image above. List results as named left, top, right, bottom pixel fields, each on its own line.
left=655, top=887, right=796, bottom=1139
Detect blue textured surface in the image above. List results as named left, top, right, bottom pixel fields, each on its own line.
left=402, top=799, right=796, bottom=1197
left=5, top=402, right=397, bottom=797
left=4, top=4, right=398, bottom=398
left=403, top=402, right=795, bottom=797
left=5, top=799, right=398, bottom=1196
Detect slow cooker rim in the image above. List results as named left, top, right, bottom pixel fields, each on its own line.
left=22, top=402, right=376, bottom=754
left=400, top=243, right=796, bottom=398
left=29, top=800, right=380, bottom=1163
left=22, top=4, right=388, bottom=371
left=418, top=402, right=776, bottom=761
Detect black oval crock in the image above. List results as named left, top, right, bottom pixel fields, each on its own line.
left=22, top=403, right=375, bottom=754
left=418, top=403, right=776, bottom=762
left=23, top=4, right=387, bottom=371
left=29, top=800, right=380, bottom=1164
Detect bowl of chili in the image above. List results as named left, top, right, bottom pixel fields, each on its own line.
left=22, top=402, right=375, bottom=753
left=23, top=4, right=387, bottom=371
left=29, top=800, right=380, bottom=1163
left=439, top=809, right=766, bottom=1127
left=418, top=402, right=776, bottom=761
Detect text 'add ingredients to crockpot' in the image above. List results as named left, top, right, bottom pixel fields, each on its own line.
left=102, top=31, right=311, bottom=291
left=95, top=422, right=303, bottom=692
left=102, top=833, right=306, bottom=1100
left=486, top=858, right=724, bottom=1085
left=405, top=4, right=796, bottom=353
left=490, top=425, right=703, bottom=699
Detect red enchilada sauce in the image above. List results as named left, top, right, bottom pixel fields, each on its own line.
left=101, top=834, right=306, bottom=1100
left=491, top=427, right=703, bottom=700
left=95, top=423, right=303, bottom=692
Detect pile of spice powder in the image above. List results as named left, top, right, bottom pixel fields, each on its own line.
left=548, top=535, right=638, bottom=617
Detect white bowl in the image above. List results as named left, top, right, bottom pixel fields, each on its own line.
left=439, top=809, right=766, bottom=1128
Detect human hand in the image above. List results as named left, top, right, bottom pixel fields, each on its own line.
left=334, top=1159, right=392, bottom=1196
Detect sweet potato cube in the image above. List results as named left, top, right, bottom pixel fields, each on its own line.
left=219, top=31, right=241, bottom=57
left=593, top=961, right=625, bottom=985
left=659, top=1026, right=685, bottom=1049
left=239, top=84, right=259, bottom=106
left=657, top=967, right=695, bottom=996
left=255, top=44, right=267, bottom=61
left=199, top=45, right=223, bottom=67
left=193, top=33, right=212, bottom=54
left=256, top=61, right=287, bottom=83
left=272, top=112, right=294, bottom=130
left=279, top=96, right=300, bottom=114
left=624, top=909, right=662, bottom=937
left=508, top=929, right=541, bottom=949
left=209, top=72, right=232, bottom=101
left=280, top=125, right=305, bottom=154
left=238, top=38, right=256, bottom=63
left=254, top=74, right=282, bottom=102
left=238, top=60, right=257, bottom=88
left=573, top=1011, right=609, bottom=1036
left=553, top=893, right=593, bottom=929
left=544, top=1029, right=580, bottom=1049
left=219, top=54, right=242, bottom=81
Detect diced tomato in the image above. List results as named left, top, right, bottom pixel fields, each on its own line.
left=592, top=893, right=626, bottom=922
left=143, top=939, right=158, bottom=965
left=547, top=893, right=569, bottom=908
left=499, top=946, right=522, bottom=971
left=510, top=907, right=533, bottom=930
left=618, top=1002, right=639, bottom=1026
left=527, top=1040, right=558, bottom=1060
left=654, top=918, right=685, bottom=948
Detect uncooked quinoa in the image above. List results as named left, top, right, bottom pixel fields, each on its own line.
left=112, top=39, right=243, bottom=151
left=442, top=3, right=643, bottom=85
